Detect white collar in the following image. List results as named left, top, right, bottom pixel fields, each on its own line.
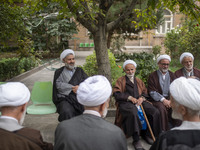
left=0, top=116, right=18, bottom=123
left=171, top=121, right=200, bottom=130
left=83, top=110, right=101, bottom=117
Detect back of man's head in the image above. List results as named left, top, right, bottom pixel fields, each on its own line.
left=77, top=75, right=112, bottom=117
left=0, top=82, right=30, bottom=108
left=170, top=77, right=200, bottom=118
left=0, top=82, right=30, bottom=124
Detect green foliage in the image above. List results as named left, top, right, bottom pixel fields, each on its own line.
left=0, top=3, right=29, bottom=45
left=81, top=50, right=119, bottom=86
left=115, top=52, right=157, bottom=85
left=164, top=28, right=181, bottom=60
left=28, top=2, right=78, bottom=53
left=107, top=0, right=164, bottom=40
left=164, top=19, right=200, bottom=67
left=0, top=57, right=38, bottom=81
left=148, top=0, right=200, bottom=22
left=152, top=45, right=161, bottom=58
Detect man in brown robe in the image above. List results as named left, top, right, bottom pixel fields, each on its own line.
left=113, top=60, right=162, bottom=150
left=0, top=82, right=53, bottom=150
left=147, top=55, right=181, bottom=132
left=175, top=52, right=200, bottom=79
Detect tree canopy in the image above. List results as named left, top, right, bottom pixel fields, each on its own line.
left=2, top=0, right=200, bottom=81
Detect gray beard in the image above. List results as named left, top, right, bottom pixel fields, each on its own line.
left=65, top=63, right=75, bottom=70
left=19, top=109, right=26, bottom=125
left=185, top=64, right=193, bottom=71
left=102, top=107, right=108, bottom=118
left=172, top=109, right=183, bottom=120
left=161, top=68, right=168, bottom=73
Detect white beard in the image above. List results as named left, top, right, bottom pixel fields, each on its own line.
left=126, top=73, right=135, bottom=78
left=102, top=107, right=108, bottom=118
left=172, top=109, right=183, bottom=120
left=19, top=109, right=26, bottom=125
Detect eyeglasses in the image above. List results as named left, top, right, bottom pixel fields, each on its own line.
left=160, top=63, right=169, bottom=66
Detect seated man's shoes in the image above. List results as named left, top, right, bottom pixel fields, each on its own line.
left=132, top=140, right=145, bottom=150
left=142, top=135, right=154, bottom=145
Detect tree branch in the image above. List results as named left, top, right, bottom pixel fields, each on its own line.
left=107, top=0, right=138, bottom=31
left=65, top=0, right=97, bottom=33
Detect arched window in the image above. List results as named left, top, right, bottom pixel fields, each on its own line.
left=156, top=9, right=173, bottom=34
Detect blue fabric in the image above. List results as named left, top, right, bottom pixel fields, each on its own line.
left=137, top=106, right=147, bottom=130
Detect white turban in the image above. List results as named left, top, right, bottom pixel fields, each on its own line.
left=60, top=49, right=75, bottom=62
left=123, top=60, right=137, bottom=69
left=0, top=82, right=30, bottom=107
left=170, top=77, right=200, bottom=110
left=77, top=75, right=112, bottom=106
left=157, top=54, right=171, bottom=63
left=180, top=52, right=194, bottom=63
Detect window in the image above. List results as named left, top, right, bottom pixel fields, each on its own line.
left=156, top=9, right=173, bottom=34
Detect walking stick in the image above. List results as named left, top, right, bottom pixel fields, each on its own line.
left=140, top=104, right=156, bottom=141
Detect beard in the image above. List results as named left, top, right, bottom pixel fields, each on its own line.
left=102, top=107, right=108, bottom=118
left=172, top=109, right=183, bottom=120
left=160, top=68, right=168, bottom=73
left=19, top=109, right=26, bottom=125
left=65, top=63, right=75, bottom=70
left=126, top=73, right=135, bottom=78
left=185, top=64, right=193, bottom=71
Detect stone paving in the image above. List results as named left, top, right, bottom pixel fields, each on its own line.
left=9, top=51, right=151, bottom=150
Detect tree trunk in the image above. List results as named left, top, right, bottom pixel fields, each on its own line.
left=107, top=31, right=113, bottom=49
left=93, top=24, right=111, bottom=82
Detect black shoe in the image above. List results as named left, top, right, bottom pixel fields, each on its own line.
left=142, top=135, right=154, bottom=145
left=132, top=140, right=145, bottom=150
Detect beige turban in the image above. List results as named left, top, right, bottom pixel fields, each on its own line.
left=0, top=82, right=30, bottom=107
left=170, top=77, right=200, bottom=110
left=157, top=54, right=171, bottom=63
left=77, top=75, right=112, bottom=106
left=179, top=52, right=194, bottom=63
left=60, top=49, right=75, bottom=62
left=123, top=60, right=137, bottom=69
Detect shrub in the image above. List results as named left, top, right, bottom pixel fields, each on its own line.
left=81, top=50, right=119, bottom=86
left=0, top=57, right=38, bottom=81
left=152, top=45, right=161, bottom=58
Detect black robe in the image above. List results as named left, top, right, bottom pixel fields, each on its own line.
left=53, top=66, right=88, bottom=121
left=113, top=76, right=162, bottom=138
left=150, top=130, right=200, bottom=150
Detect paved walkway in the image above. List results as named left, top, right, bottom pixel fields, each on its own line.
left=9, top=51, right=151, bottom=150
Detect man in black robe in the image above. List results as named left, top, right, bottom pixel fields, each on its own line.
left=53, top=49, right=88, bottom=122
left=150, top=77, right=200, bottom=150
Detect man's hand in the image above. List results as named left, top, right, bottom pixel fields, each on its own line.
left=136, top=97, right=144, bottom=106
left=128, top=96, right=137, bottom=104
left=72, top=85, right=79, bottom=93
left=163, top=99, right=171, bottom=108
left=188, top=76, right=199, bottom=79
